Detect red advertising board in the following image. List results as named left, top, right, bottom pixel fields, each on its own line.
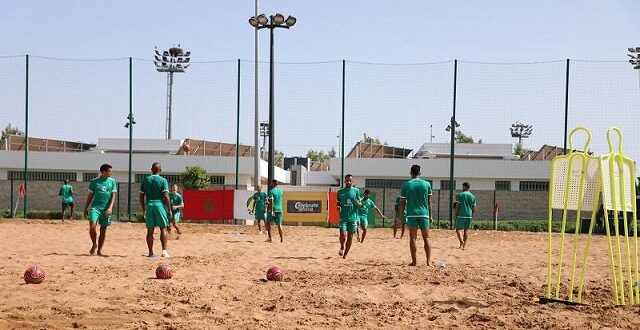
left=327, top=191, right=340, bottom=225
left=182, top=190, right=234, bottom=222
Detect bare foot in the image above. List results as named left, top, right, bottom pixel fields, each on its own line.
left=408, top=262, right=417, bottom=266
left=90, top=245, right=97, bottom=255
left=148, top=253, right=156, bottom=258
left=175, top=234, right=181, bottom=240
left=339, top=248, right=344, bottom=256
left=97, top=250, right=103, bottom=256
left=265, top=238, right=272, bottom=243
left=427, top=262, right=436, bottom=268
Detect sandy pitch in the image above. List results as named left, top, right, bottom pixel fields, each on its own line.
left=1, top=219, right=639, bottom=329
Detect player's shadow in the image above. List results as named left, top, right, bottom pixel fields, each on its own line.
left=272, top=256, right=317, bottom=260
left=44, top=252, right=69, bottom=256
left=74, top=254, right=127, bottom=258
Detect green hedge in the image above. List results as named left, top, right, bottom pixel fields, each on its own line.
left=1, top=210, right=145, bottom=222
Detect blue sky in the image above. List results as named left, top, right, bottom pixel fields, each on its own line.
left=2, top=1, right=640, bottom=161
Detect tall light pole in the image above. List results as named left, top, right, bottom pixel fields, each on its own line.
left=429, top=124, right=435, bottom=143
left=254, top=0, right=260, bottom=189
left=628, top=47, right=640, bottom=91
left=249, top=13, right=297, bottom=193
left=154, top=45, right=191, bottom=140
left=510, top=122, right=533, bottom=151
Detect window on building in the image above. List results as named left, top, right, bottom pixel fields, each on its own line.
left=210, top=175, right=225, bottom=185
left=519, top=181, right=549, bottom=191
left=83, top=173, right=99, bottom=182
left=8, top=171, right=76, bottom=182
left=495, top=181, right=511, bottom=191
left=440, top=180, right=456, bottom=190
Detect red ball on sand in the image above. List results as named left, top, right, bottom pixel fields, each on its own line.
left=266, top=266, right=284, bottom=281
left=156, top=264, right=173, bottom=279
left=24, top=265, right=46, bottom=284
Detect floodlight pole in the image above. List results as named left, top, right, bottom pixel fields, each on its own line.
left=251, top=14, right=295, bottom=194
left=166, top=71, right=174, bottom=140
left=254, top=0, right=260, bottom=190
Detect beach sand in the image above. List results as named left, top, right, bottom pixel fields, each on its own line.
left=1, top=219, right=639, bottom=329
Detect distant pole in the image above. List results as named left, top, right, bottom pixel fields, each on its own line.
left=23, top=54, right=29, bottom=218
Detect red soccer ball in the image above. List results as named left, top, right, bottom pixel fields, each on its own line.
left=266, top=266, right=284, bottom=282
left=156, top=264, right=173, bottom=279
left=24, top=265, right=46, bottom=284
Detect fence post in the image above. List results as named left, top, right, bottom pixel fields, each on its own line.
left=10, top=178, right=14, bottom=217
left=127, top=57, right=133, bottom=222
left=235, top=59, right=241, bottom=189
left=340, top=59, right=346, bottom=187
left=23, top=54, right=29, bottom=218
left=563, top=59, right=570, bottom=155
left=448, top=59, right=458, bottom=229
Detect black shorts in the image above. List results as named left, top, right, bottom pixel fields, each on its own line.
left=62, top=202, right=74, bottom=208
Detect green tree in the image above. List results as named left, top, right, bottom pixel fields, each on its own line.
left=180, top=166, right=210, bottom=190
left=454, top=130, right=474, bottom=143
left=1, top=123, right=24, bottom=147
left=513, top=144, right=532, bottom=159
left=306, top=148, right=337, bottom=161
left=362, top=133, right=388, bottom=146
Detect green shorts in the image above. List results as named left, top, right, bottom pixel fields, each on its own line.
left=267, top=212, right=283, bottom=225
left=145, top=201, right=169, bottom=229
left=339, top=219, right=357, bottom=233
left=88, top=208, right=111, bottom=227
left=358, top=216, right=368, bottom=228
left=407, top=217, right=430, bottom=230
left=172, top=211, right=181, bottom=223
left=456, top=217, right=472, bottom=229
left=255, top=210, right=266, bottom=221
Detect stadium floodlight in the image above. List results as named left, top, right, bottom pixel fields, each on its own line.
left=285, top=16, right=297, bottom=27
left=257, top=14, right=268, bottom=25
left=249, top=12, right=296, bottom=193
left=510, top=122, right=533, bottom=150
left=273, top=13, right=285, bottom=25
left=249, top=16, right=259, bottom=27
left=154, top=45, right=191, bottom=140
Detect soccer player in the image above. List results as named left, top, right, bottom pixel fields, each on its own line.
left=265, top=180, right=284, bottom=243
left=337, top=174, right=362, bottom=258
left=168, top=183, right=184, bottom=238
left=83, top=164, right=117, bottom=256
left=455, top=182, right=477, bottom=250
left=357, top=189, right=387, bottom=243
left=393, top=196, right=407, bottom=239
left=251, top=185, right=267, bottom=234
left=140, top=162, right=173, bottom=258
left=399, top=165, right=434, bottom=266
left=59, top=179, right=74, bottom=222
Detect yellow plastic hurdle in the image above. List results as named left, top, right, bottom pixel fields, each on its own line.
left=599, top=127, right=639, bottom=305
left=543, top=127, right=601, bottom=305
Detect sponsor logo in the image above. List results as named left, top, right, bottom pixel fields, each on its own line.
left=287, top=200, right=322, bottom=213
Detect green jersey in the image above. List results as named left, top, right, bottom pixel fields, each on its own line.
left=169, top=192, right=183, bottom=209
left=456, top=191, right=477, bottom=218
left=88, top=177, right=117, bottom=210
left=252, top=191, right=267, bottom=212
left=358, top=198, right=376, bottom=218
left=59, top=184, right=73, bottom=203
left=337, top=187, right=361, bottom=221
left=140, top=174, right=169, bottom=202
left=268, top=187, right=283, bottom=212
left=400, top=178, right=432, bottom=218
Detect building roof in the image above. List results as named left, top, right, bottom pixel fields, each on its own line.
left=346, top=142, right=412, bottom=159
left=2, top=134, right=95, bottom=152
left=414, top=143, right=517, bottom=159
left=520, top=144, right=589, bottom=160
